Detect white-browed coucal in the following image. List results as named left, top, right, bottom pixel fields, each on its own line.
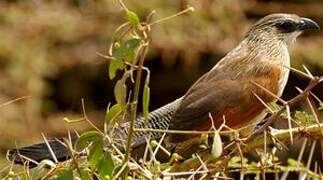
left=8, top=13, right=320, bottom=164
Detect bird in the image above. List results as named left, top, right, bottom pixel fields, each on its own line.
left=167, top=13, right=320, bottom=151
left=7, top=13, right=320, bottom=165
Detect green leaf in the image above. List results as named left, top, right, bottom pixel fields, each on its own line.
left=142, top=76, right=150, bottom=120
left=79, top=168, right=91, bottom=180
left=54, top=168, right=74, bottom=180
left=75, top=131, right=102, bottom=150
left=169, top=153, right=183, bottom=163
left=114, top=74, right=128, bottom=105
left=126, top=11, right=140, bottom=25
left=113, top=39, right=140, bottom=61
left=97, top=152, right=115, bottom=179
left=319, top=103, right=323, bottom=111
left=211, top=131, right=222, bottom=158
left=105, top=103, right=123, bottom=123
left=109, top=58, right=124, bottom=79
left=89, top=142, right=104, bottom=169
left=287, top=158, right=299, bottom=167
left=109, top=39, right=140, bottom=79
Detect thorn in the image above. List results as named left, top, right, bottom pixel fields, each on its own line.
left=41, top=133, right=58, bottom=163
left=302, top=64, right=314, bottom=78
left=285, top=105, right=294, bottom=144
left=251, top=81, right=287, bottom=105
left=297, top=138, right=307, bottom=168
left=283, top=65, right=312, bottom=80
left=253, top=93, right=274, bottom=113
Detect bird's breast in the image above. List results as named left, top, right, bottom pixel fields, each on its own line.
left=251, top=44, right=290, bottom=100
left=277, top=45, right=290, bottom=97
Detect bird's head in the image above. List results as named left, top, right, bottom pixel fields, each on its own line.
left=246, top=13, right=320, bottom=46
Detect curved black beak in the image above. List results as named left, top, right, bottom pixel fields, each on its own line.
left=298, top=18, right=320, bottom=31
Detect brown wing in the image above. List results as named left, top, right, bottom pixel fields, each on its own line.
left=169, top=77, right=262, bottom=143
left=168, top=63, right=281, bottom=143
left=169, top=76, right=252, bottom=128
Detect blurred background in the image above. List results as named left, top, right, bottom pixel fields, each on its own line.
left=0, top=0, right=322, bottom=168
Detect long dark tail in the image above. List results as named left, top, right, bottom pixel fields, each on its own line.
left=7, top=98, right=182, bottom=165
left=7, top=134, right=78, bottom=166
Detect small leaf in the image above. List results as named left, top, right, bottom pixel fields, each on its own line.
left=211, top=131, right=222, bottom=158
left=319, top=103, right=323, bottom=111
left=287, top=158, right=299, bottom=167
left=114, top=80, right=126, bottom=105
left=97, top=152, right=115, bottom=179
left=89, top=142, right=104, bottom=169
left=105, top=103, right=123, bottom=123
left=169, top=153, right=183, bottom=163
left=75, top=131, right=102, bottom=150
left=109, top=59, right=124, bottom=79
left=125, top=50, right=136, bottom=62
left=126, top=11, right=140, bottom=25
left=142, top=76, right=150, bottom=120
left=79, top=168, right=91, bottom=180
left=114, top=74, right=128, bottom=105
left=109, top=39, right=140, bottom=79
left=150, top=140, right=158, bottom=148
left=113, top=39, right=140, bottom=61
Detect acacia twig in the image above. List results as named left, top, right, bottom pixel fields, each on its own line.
left=123, top=43, right=150, bottom=166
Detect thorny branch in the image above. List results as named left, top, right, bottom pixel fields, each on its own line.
left=247, top=75, right=323, bottom=142
left=141, top=69, right=322, bottom=178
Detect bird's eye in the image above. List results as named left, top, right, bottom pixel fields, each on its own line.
left=276, top=21, right=295, bottom=33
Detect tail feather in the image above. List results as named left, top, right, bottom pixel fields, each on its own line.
left=8, top=98, right=182, bottom=166
left=7, top=135, right=77, bottom=165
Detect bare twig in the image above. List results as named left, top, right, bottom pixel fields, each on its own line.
left=123, top=43, right=150, bottom=166
left=297, top=138, right=307, bottom=169
left=299, top=140, right=317, bottom=180
left=309, top=91, right=322, bottom=104
left=253, top=93, right=274, bottom=113
left=41, top=133, right=58, bottom=163
left=243, top=123, right=323, bottom=152
left=285, top=105, right=294, bottom=144
left=283, top=65, right=313, bottom=80
left=81, top=98, right=103, bottom=135
left=302, top=64, right=314, bottom=79
left=251, top=81, right=287, bottom=105
left=0, top=96, right=31, bottom=108
left=134, top=127, right=234, bottom=135
left=306, top=97, right=323, bottom=136
left=149, top=133, right=170, bottom=162
left=148, top=6, right=195, bottom=26
left=117, top=0, right=129, bottom=12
